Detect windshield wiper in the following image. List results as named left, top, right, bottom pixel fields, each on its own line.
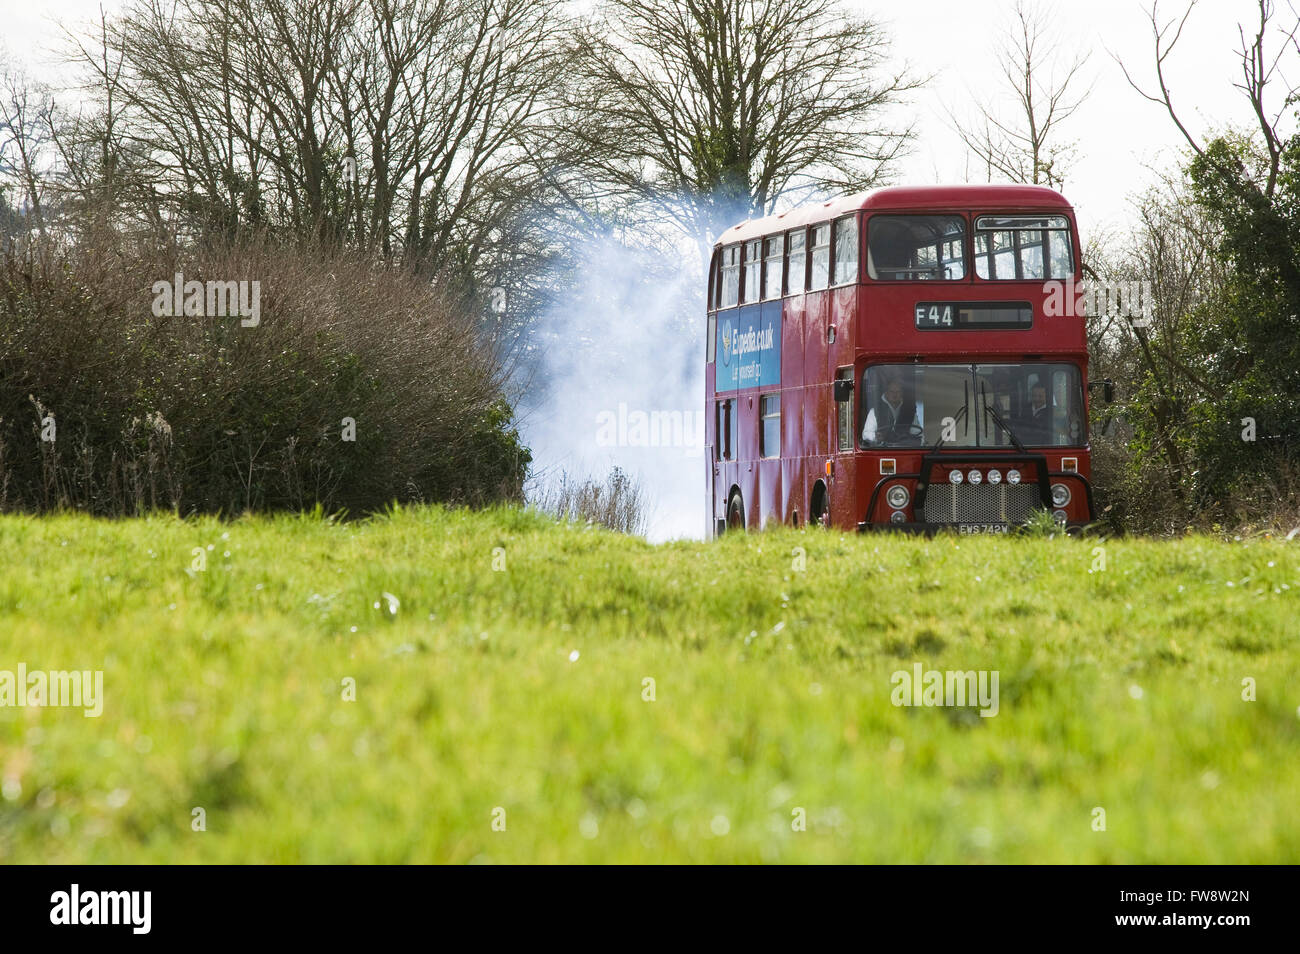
left=928, top=380, right=969, bottom=454
left=981, top=383, right=1027, bottom=453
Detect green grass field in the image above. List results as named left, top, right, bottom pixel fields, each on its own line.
left=0, top=505, right=1297, bottom=863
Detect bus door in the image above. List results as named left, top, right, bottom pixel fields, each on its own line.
left=830, top=366, right=856, bottom=525
left=713, top=395, right=739, bottom=531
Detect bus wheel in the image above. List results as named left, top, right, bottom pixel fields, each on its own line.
left=726, top=492, right=745, bottom=531
left=810, top=481, right=829, bottom=528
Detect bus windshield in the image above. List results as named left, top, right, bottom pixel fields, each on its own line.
left=860, top=363, right=1084, bottom=449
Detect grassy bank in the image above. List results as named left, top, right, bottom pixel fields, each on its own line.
left=0, top=506, right=1297, bottom=862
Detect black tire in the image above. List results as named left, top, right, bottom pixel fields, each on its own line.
left=810, top=482, right=829, bottom=528
left=726, top=492, right=745, bottom=531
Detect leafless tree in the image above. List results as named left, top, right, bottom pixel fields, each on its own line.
left=0, top=64, right=56, bottom=240
left=950, top=0, right=1091, bottom=189
left=562, top=0, right=922, bottom=263
left=58, top=0, right=570, bottom=279
left=1117, top=0, right=1300, bottom=199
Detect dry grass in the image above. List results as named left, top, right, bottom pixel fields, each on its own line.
left=531, top=467, right=649, bottom=535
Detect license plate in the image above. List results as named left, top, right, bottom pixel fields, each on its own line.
left=957, top=523, right=1008, bottom=534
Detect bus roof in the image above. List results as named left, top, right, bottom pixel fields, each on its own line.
left=715, top=184, right=1074, bottom=247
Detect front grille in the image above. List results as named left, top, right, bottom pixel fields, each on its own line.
left=921, top=482, right=1040, bottom=524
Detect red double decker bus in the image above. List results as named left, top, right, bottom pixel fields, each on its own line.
left=705, top=184, right=1095, bottom=535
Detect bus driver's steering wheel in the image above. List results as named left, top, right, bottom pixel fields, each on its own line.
left=891, top=422, right=925, bottom=445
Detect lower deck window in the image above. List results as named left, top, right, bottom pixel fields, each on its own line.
left=835, top=368, right=854, bottom=451
left=716, top=399, right=737, bottom=460
left=761, top=394, right=780, bottom=457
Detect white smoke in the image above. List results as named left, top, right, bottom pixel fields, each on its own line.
left=518, top=232, right=707, bottom=542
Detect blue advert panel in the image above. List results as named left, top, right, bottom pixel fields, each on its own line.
left=715, top=302, right=781, bottom=392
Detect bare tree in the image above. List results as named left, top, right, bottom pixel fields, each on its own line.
left=951, top=0, right=1091, bottom=189
left=0, top=63, right=56, bottom=240
left=562, top=0, right=922, bottom=263
left=1117, top=0, right=1300, bottom=199
left=59, top=0, right=569, bottom=278
left=53, top=6, right=188, bottom=242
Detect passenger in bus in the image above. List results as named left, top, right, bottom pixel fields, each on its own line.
left=1019, top=383, right=1052, bottom=445
left=871, top=226, right=921, bottom=280
left=863, top=372, right=924, bottom=445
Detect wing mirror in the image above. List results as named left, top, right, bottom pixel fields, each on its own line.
left=1087, top=379, right=1115, bottom=404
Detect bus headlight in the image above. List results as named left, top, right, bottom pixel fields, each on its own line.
left=949, top=470, right=964, bottom=484
left=968, top=469, right=983, bottom=484
left=1006, top=469, right=1021, bottom=484
left=1052, top=509, right=1068, bottom=524
left=987, top=469, right=1002, bottom=485
left=886, top=485, right=910, bottom=509
left=890, top=509, right=906, bottom=524
left=1051, top=483, right=1071, bottom=507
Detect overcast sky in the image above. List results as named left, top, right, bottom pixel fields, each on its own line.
left=1, top=0, right=1289, bottom=243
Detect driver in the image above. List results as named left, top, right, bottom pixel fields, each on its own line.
left=863, top=370, right=923, bottom=444
left=1017, top=382, right=1053, bottom=445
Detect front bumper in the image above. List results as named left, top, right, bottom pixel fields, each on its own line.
left=866, top=454, right=1096, bottom=528
left=858, top=520, right=1092, bottom=535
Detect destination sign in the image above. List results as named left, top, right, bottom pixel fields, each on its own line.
left=915, top=301, right=1033, bottom=330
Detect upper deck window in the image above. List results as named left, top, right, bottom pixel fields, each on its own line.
left=867, top=215, right=967, bottom=280
left=974, top=215, right=1073, bottom=280
left=832, top=215, right=859, bottom=285
left=763, top=236, right=783, bottom=299
left=810, top=224, right=830, bottom=290
left=742, top=239, right=762, bottom=303
left=720, top=244, right=740, bottom=307
left=786, top=229, right=806, bottom=294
